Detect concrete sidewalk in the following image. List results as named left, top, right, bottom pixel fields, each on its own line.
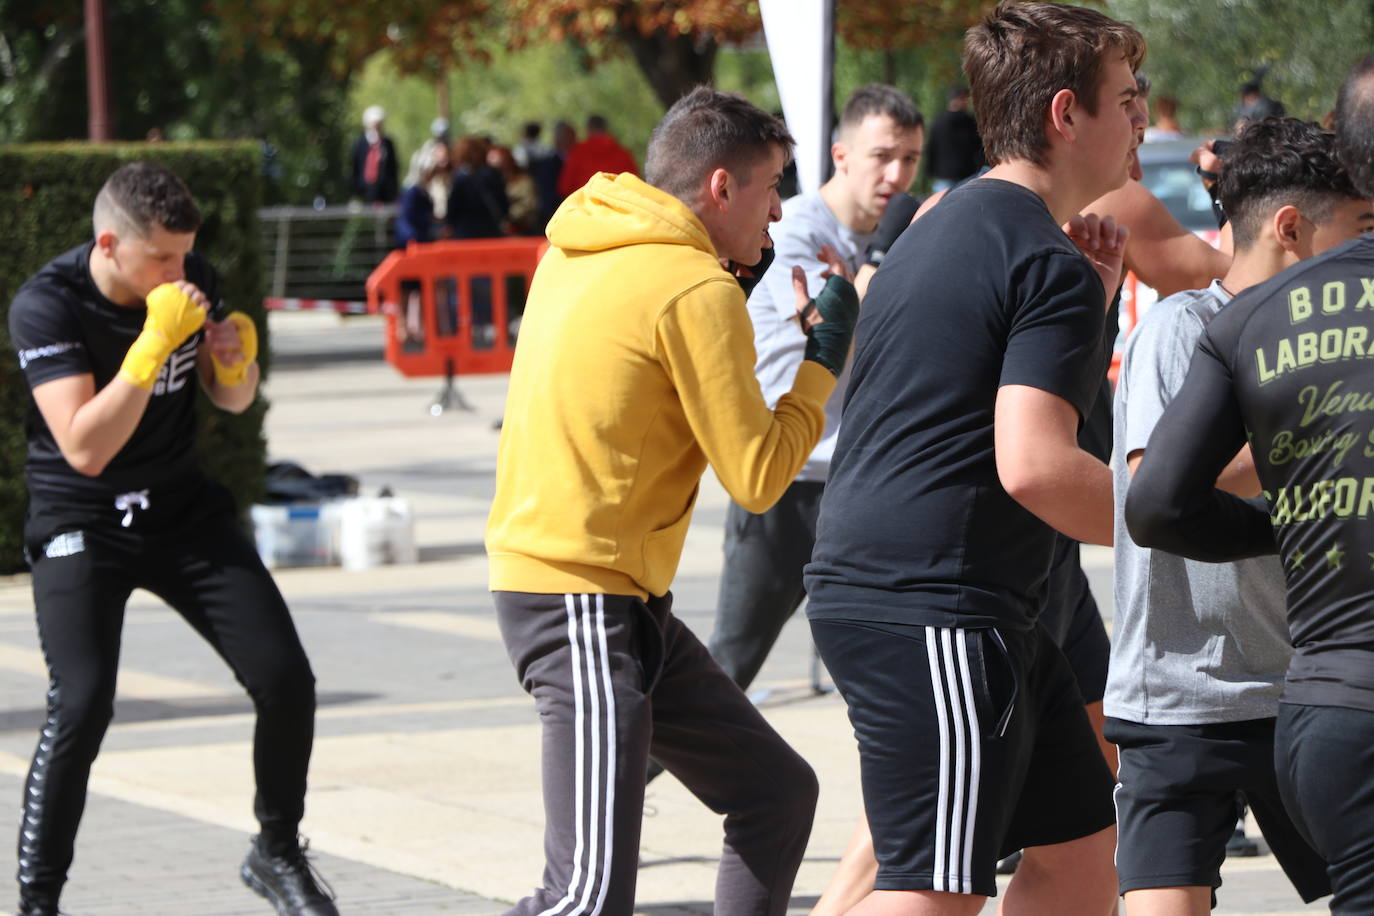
left=0, top=313, right=1324, bottom=914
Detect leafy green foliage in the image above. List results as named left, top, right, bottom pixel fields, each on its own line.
left=1107, top=0, right=1374, bottom=132
left=0, top=142, right=269, bottom=573
left=0, top=0, right=353, bottom=204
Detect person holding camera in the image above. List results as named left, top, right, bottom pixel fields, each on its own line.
left=7, top=163, right=336, bottom=916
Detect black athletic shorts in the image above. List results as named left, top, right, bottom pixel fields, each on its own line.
left=812, top=618, right=1116, bottom=897
left=1039, top=535, right=1110, bottom=703
left=1107, top=716, right=1329, bottom=904
left=1276, top=703, right=1374, bottom=913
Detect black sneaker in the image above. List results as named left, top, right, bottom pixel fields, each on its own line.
left=241, top=835, right=340, bottom=916
left=16, top=899, right=61, bottom=916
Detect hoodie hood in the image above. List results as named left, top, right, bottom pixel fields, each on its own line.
left=547, top=172, right=718, bottom=258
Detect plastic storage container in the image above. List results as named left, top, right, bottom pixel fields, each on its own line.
left=250, top=502, right=344, bottom=569
left=338, top=497, right=418, bottom=570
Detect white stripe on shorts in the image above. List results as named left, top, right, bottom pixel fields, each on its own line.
left=925, top=626, right=982, bottom=895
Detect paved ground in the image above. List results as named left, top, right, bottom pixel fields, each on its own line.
left=0, top=312, right=1326, bottom=914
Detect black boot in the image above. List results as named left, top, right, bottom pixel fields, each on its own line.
left=16, top=897, right=61, bottom=916
left=241, top=835, right=339, bottom=916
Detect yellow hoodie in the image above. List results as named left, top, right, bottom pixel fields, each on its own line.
left=485, top=173, right=836, bottom=599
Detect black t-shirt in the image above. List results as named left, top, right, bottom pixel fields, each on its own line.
left=8, top=243, right=217, bottom=524
left=805, top=179, right=1108, bottom=631
left=1127, top=234, right=1374, bottom=712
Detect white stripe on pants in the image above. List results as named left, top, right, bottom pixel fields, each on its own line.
left=536, top=594, right=618, bottom=916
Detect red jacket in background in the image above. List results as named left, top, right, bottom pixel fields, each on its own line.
left=557, top=133, right=639, bottom=198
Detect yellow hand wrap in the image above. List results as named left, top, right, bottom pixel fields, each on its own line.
left=118, top=283, right=207, bottom=389
left=211, top=311, right=259, bottom=387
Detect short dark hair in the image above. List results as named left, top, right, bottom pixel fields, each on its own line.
left=92, top=162, right=201, bottom=238
left=587, top=114, right=609, bottom=133
left=1218, top=117, right=1360, bottom=248
left=522, top=121, right=542, bottom=141
left=644, top=86, right=795, bottom=203
left=1335, top=54, right=1374, bottom=199
left=839, top=84, right=924, bottom=135
left=963, top=1, right=1146, bottom=167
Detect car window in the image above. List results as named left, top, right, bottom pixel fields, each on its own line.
left=1140, top=160, right=1215, bottom=232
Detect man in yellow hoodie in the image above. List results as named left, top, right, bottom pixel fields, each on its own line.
left=485, top=88, right=860, bottom=916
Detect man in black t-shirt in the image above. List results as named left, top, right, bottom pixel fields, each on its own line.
left=6, top=164, right=337, bottom=916
left=804, top=3, right=1146, bottom=912
left=1128, top=56, right=1374, bottom=912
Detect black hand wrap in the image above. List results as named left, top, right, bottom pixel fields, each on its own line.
left=864, top=192, right=921, bottom=266
left=733, top=244, right=776, bottom=298
left=802, top=274, right=860, bottom=377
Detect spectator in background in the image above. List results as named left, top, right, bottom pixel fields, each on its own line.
left=513, top=121, right=550, bottom=171
left=531, top=120, right=575, bottom=229
left=923, top=84, right=984, bottom=192
left=349, top=105, right=400, bottom=204
left=447, top=136, right=508, bottom=239
left=409, top=118, right=454, bottom=219
left=395, top=147, right=444, bottom=248
left=1234, top=78, right=1286, bottom=131
left=1144, top=93, right=1186, bottom=142
left=557, top=114, right=638, bottom=198
left=488, top=146, right=538, bottom=236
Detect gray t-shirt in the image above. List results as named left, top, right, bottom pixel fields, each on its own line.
left=1105, top=280, right=1292, bottom=724
left=747, top=190, right=874, bottom=482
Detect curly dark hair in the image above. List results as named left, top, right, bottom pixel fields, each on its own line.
left=1335, top=54, right=1374, bottom=199
left=1217, top=117, right=1359, bottom=248
left=93, top=162, right=201, bottom=237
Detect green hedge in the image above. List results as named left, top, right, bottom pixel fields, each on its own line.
left=0, top=142, right=269, bottom=573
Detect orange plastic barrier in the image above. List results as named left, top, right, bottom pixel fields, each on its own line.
left=366, top=237, right=548, bottom=377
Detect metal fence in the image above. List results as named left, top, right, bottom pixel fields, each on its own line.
left=259, top=204, right=397, bottom=303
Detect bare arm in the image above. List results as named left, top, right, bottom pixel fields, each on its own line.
left=31, top=373, right=154, bottom=477
left=1128, top=442, right=1260, bottom=498
left=995, top=384, right=1113, bottom=545
left=1089, top=180, right=1229, bottom=297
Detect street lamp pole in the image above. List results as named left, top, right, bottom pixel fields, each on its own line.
left=85, top=0, right=112, bottom=140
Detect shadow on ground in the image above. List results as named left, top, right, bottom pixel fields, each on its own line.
left=0, top=690, right=377, bottom=733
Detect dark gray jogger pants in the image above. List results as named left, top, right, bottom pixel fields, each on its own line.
left=494, top=590, right=819, bottom=916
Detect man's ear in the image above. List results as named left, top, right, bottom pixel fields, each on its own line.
left=706, top=167, right=733, bottom=212
left=1273, top=204, right=1304, bottom=253
left=94, top=227, right=119, bottom=259
left=831, top=139, right=849, bottom=175
left=1048, top=88, right=1078, bottom=144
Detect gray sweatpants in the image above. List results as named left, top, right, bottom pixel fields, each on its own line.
left=494, top=590, right=819, bottom=916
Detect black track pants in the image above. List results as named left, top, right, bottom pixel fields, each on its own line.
left=495, top=590, right=819, bottom=916
left=18, top=510, right=316, bottom=904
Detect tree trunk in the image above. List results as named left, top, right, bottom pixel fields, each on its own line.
left=617, top=27, right=719, bottom=110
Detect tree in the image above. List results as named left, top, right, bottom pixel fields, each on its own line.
left=1105, top=0, right=1374, bottom=132
left=0, top=0, right=357, bottom=203
left=501, top=1, right=759, bottom=108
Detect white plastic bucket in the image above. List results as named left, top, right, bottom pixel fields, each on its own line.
left=339, top=497, right=418, bottom=570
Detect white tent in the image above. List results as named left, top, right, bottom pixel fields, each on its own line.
left=759, top=0, right=835, bottom=194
